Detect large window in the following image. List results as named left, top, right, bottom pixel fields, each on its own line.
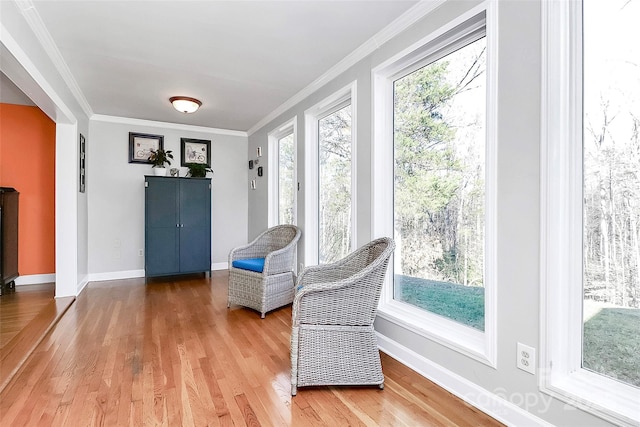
left=278, top=133, right=295, bottom=225
left=541, top=0, right=640, bottom=424
left=393, top=36, right=486, bottom=331
left=373, top=7, right=496, bottom=364
left=304, top=83, right=356, bottom=267
left=318, top=103, right=352, bottom=263
left=268, top=118, right=296, bottom=227
left=582, top=0, right=640, bottom=389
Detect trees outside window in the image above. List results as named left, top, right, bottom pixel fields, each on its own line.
left=393, top=36, right=487, bottom=330
left=278, top=133, right=295, bottom=225
left=541, top=1, right=640, bottom=423
left=318, top=104, right=352, bottom=264
left=582, top=0, right=640, bottom=388
left=268, top=119, right=296, bottom=228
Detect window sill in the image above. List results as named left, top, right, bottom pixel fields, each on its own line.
left=541, top=369, right=640, bottom=426
left=377, top=299, right=495, bottom=368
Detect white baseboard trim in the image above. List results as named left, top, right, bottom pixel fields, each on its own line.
left=76, top=274, right=89, bottom=295
left=14, top=273, right=56, bottom=285
left=212, top=262, right=228, bottom=271
left=376, top=333, right=553, bottom=427
left=87, top=269, right=145, bottom=283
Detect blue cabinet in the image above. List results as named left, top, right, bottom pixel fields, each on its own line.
left=144, top=176, right=211, bottom=277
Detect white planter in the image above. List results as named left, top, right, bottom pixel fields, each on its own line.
left=153, top=167, right=166, bottom=176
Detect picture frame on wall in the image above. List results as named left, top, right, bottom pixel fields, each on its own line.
left=129, top=132, right=164, bottom=164
left=181, top=138, right=211, bottom=167
left=79, top=133, right=86, bottom=193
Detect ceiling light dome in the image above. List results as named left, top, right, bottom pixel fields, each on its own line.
left=170, top=96, right=202, bottom=113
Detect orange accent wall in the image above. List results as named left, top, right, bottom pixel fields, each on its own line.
left=0, top=103, right=56, bottom=275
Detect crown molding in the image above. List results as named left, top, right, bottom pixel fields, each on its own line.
left=0, top=22, right=76, bottom=123
left=14, top=0, right=94, bottom=119
left=91, top=114, right=248, bottom=137
left=247, top=0, right=446, bottom=136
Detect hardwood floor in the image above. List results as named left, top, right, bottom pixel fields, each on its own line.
left=0, top=284, right=74, bottom=392
left=0, top=272, right=502, bottom=426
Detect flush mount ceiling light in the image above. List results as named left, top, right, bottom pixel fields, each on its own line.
left=170, top=96, right=202, bottom=113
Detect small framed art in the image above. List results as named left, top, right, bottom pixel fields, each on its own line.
left=129, top=132, right=164, bottom=164
left=181, top=138, right=211, bottom=167
left=79, top=133, right=86, bottom=193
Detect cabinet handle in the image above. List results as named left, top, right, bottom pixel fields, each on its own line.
left=176, top=224, right=180, bottom=228
left=181, top=224, right=184, bottom=228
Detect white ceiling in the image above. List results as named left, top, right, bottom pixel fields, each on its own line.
left=27, top=0, right=419, bottom=132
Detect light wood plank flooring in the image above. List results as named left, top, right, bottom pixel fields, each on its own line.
left=1, top=284, right=56, bottom=348
left=0, top=284, right=74, bottom=392
left=0, top=272, right=502, bottom=426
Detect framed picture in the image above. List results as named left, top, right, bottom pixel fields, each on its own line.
left=181, top=138, right=211, bottom=167
left=129, top=132, right=164, bottom=164
left=79, top=133, right=86, bottom=193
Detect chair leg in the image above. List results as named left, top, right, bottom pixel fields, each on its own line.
left=379, top=383, right=384, bottom=390
left=261, top=312, right=265, bottom=319
left=291, top=385, right=297, bottom=396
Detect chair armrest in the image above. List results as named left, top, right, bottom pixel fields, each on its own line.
left=292, top=265, right=382, bottom=326
left=228, top=228, right=275, bottom=263
left=264, top=246, right=295, bottom=275
left=263, top=228, right=301, bottom=275
left=230, top=225, right=301, bottom=273
left=229, top=244, right=267, bottom=262
left=292, top=238, right=394, bottom=326
left=295, top=247, right=369, bottom=285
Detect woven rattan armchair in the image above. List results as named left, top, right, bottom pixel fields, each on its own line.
left=228, top=225, right=301, bottom=318
left=290, top=237, right=395, bottom=395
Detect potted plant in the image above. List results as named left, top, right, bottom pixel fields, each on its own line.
left=185, top=163, right=213, bottom=178
left=148, top=148, right=173, bottom=176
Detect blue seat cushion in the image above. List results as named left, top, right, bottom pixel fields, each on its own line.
left=232, top=257, right=265, bottom=273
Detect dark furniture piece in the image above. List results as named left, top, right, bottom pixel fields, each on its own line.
left=0, top=187, right=19, bottom=295
left=144, top=176, right=211, bottom=278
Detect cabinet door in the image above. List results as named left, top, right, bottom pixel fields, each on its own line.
left=179, top=179, right=211, bottom=273
left=145, top=177, right=179, bottom=276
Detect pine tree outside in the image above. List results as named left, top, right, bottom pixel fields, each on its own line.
left=393, top=36, right=487, bottom=331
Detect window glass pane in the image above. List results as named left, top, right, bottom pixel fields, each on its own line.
left=278, top=133, right=295, bottom=225
left=393, top=37, right=486, bottom=330
left=583, top=0, right=640, bottom=388
left=318, top=104, right=352, bottom=264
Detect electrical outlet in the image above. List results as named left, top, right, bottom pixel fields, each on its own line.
left=517, top=342, right=536, bottom=375
left=138, top=249, right=144, bottom=257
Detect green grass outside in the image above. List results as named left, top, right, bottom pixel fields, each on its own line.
left=395, top=274, right=639, bottom=387
left=395, top=274, right=485, bottom=331
left=583, top=306, right=640, bottom=387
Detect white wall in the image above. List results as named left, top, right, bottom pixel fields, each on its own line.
left=247, top=1, right=615, bottom=425
left=87, top=118, right=247, bottom=278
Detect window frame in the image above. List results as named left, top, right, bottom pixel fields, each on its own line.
left=372, top=2, right=497, bottom=366
left=540, top=1, right=640, bottom=425
left=304, top=82, right=357, bottom=267
left=268, top=117, right=298, bottom=227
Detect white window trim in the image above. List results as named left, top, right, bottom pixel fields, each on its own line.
left=372, top=1, right=497, bottom=367
left=268, top=117, right=297, bottom=227
left=304, top=81, right=357, bottom=267
left=540, top=1, right=640, bottom=425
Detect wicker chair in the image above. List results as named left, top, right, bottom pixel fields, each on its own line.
left=228, top=225, right=301, bottom=318
left=290, top=237, right=395, bottom=395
